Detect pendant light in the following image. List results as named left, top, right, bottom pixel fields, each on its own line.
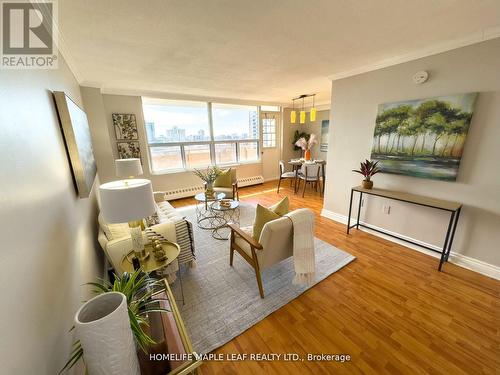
left=290, top=99, right=297, bottom=124
left=310, top=94, right=317, bottom=122
left=299, top=97, right=306, bottom=124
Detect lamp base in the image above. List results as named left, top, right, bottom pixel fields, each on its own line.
left=134, top=248, right=150, bottom=261
left=129, top=220, right=149, bottom=263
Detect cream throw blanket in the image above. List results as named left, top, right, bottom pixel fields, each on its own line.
left=285, top=208, right=316, bottom=285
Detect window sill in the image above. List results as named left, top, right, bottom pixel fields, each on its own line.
left=151, top=160, right=261, bottom=175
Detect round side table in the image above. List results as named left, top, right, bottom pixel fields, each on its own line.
left=194, top=192, right=225, bottom=230
left=210, top=200, right=240, bottom=240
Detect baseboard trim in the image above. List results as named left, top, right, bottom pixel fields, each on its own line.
left=320, top=209, right=500, bottom=280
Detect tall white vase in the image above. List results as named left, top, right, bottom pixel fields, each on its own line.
left=74, top=292, right=140, bottom=375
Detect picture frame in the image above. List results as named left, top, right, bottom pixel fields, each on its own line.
left=113, top=113, right=138, bottom=140
left=370, top=93, right=477, bottom=181
left=53, top=91, right=97, bottom=198
left=117, top=141, right=141, bottom=159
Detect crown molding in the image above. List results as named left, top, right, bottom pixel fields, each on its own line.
left=329, top=28, right=500, bottom=81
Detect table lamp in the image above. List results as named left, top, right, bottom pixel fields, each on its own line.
left=115, top=158, right=143, bottom=179
left=99, top=179, right=155, bottom=260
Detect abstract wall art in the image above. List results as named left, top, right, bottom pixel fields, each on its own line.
left=113, top=113, right=138, bottom=140
left=370, top=93, right=477, bottom=181
left=117, top=141, right=141, bottom=159
left=53, top=91, right=97, bottom=198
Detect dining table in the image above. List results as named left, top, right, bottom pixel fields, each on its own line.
left=288, top=159, right=326, bottom=195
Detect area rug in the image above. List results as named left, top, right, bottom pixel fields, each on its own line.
left=170, top=202, right=355, bottom=354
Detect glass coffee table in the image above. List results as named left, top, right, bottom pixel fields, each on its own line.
left=194, top=192, right=225, bottom=229
left=210, top=200, right=240, bottom=240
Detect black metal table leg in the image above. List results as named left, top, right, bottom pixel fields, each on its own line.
left=439, top=211, right=456, bottom=271
left=356, top=192, right=363, bottom=229
left=347, top=189, right=354, bottom=234
left=445, top=207, right=461, bottom=262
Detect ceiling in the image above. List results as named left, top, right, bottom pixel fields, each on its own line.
left=58, top=0, right=500, bottom=105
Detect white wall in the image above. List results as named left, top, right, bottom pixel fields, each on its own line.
left=324, top=38, right=500, bottom=269
left=82, top=90, right=270, bottom=192
left=0, top=58, right=104, bottom=373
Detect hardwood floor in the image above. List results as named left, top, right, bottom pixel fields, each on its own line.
left=171, top=182, right=500, bottom=375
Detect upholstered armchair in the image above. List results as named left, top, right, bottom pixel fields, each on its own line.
left=213, top=168, right=239, bottom=200
left=228, top=214, right=299, bottom=298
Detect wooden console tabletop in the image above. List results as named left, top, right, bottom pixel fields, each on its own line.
left=352, top=186, right=462, bottom=212
left=347, top=186, right=462, bottom=271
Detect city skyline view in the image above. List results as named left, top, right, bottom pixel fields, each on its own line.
left=143, top=102, right=258, bottom=143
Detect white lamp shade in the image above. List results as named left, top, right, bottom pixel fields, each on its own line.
left=99, top=179, right=156, bottom=223
left=115, top=158, right=143, bottom=177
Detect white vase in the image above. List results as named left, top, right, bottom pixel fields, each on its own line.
left=74, top=292, right=140, bottom=375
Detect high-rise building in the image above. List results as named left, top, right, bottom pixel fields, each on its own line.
left=166, top=126, right=186, bottom=142
left=145, top=122, right=156, bottom=142
left=249, top=110, right=259, bottom=139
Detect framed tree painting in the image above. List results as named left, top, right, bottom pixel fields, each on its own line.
left=370, top=93, right=477, bottom=181
left=113, top=113, right=138, bottom=140
left=117, top=141, right=141, bottom=159
left=53, top=91, right=97, bottom=198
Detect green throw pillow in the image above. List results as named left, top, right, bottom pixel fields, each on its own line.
left=269, top=196, right=289, bottom=216
left=214, top=168, right=232, bottom=187
left=252, top=204, right=280, bottom=241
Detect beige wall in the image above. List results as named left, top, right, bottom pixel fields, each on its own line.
left=282, top=108, right=330, bottom=166
left=0, top=58, right=104, bottom=373
left=82, top=90, right=267, bottom=192
left=324, top=38, right=500, bottom=268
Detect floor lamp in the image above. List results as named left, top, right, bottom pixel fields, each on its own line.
left=99, top=179, right=156, bottom=261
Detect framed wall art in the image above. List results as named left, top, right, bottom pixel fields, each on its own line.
left=53, top=91, right=97, bottom=198
left=113, top=113, right=138, bottom=140
left=117, top=141, right=141, bottom=159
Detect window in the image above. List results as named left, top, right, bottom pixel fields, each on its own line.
left=143, top=98, right=261, bottom=173
left=150, top=146, right=183, bottom=172
left=262, top=117, right=276, bottom=148
left=143, top=100, right=210, bottom=143
left=184, top=144, right=211, bottom=168
left=215, top=143, right=237, bottom=165
left=260, top=105, right=280, bottom=112
left=211, top=103, right=259, bottom=140
left=239, top=142, right=259, bottom=162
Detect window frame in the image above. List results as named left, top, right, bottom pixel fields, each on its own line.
left=262, top=116, right=277, bottom=149
left=143, top=99, right=262, bottom=174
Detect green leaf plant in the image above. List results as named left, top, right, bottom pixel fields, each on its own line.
left=60, top=269, right=169, bottom=373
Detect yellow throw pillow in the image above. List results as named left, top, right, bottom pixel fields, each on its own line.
left=213, top=168, right=232, bottom=187
left=252, top=204, right=280, bottom=241
left=269, top=196, right=289, bottom=216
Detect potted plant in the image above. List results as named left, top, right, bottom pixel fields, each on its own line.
left=352, top=159, right=380, bottom=189
left=193, top=166, right=222, bottom=198
left=295, top=133, right=318, bottom=161
left=61, top=270, right=168, bottom=374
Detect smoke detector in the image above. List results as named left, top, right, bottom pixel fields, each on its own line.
left=413, top=71, right=429, bottom=84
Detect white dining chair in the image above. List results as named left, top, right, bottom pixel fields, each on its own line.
left=296, top=163, right=321, bottom=197
left=277, top=160, right=296, bottom=193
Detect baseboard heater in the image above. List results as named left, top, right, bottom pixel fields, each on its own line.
left=163, top=175, right=264, bottom=200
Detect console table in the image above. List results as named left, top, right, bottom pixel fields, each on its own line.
left=346, top=186, right=462, bottom=271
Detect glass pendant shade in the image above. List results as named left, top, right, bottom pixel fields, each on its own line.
left=290, top=110, right=297, bottom=123
left=310, top=107, right=317, bottom=122
left=299, top=110, right=306, bottom=124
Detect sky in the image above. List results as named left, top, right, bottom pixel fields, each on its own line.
left=143, top=103, right=258, bottom=137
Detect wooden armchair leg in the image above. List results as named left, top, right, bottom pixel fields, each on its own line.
left=255, top=268, right=264, bottom=298
left=277, top=177, right=282, bottom=193
left=251, top=248, right=265, bottom=298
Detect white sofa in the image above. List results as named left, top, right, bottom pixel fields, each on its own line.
left=98, top=192, right=195, bottom=275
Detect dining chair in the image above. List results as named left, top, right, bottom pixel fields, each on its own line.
left=296, top=163, right=321, bottom=197
left=277, top=160, right=296, bottom=193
